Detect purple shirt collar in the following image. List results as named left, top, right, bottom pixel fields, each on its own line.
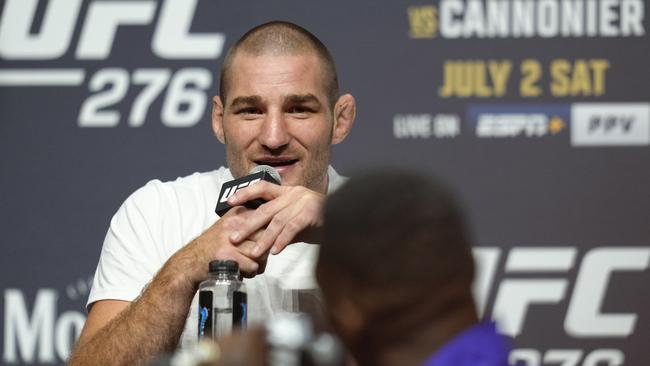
left=421, top=322, right=510, bottom=366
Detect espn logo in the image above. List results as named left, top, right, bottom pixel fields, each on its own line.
left=468, top=104, right=570, bottom=139
left=571, top=103, right=650, bottom=146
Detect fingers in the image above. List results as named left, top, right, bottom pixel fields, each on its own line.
left=253, top=200, right=304, bottom=256
left=236, top=239, right=258, bottom=257
left=232, top=237, right=268, bottom=277
left=191, top=207, right=269, bottom=279
left=269, top=195, right=324, bottom=254
left=225, top=184, right=325, bottom=259
left=239, top=241, right=269, bottom=277
left=227, top=181, right=284, bottom=207
left=214, top=249, right=259, bottom=276
left=210, top=240, right=267, bottom=278
left=224, top=205, right=269, bottom=243
left=270, top=214, right=306, bottom=255
left=256, top=193, right=324, bottom=256
left=236, top=255, right=259, bottom=277
left=228, top=192, right=290, bottom=245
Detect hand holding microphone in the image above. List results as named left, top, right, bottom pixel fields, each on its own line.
left=222, top=166, right=326, bottom=257
left=215, top=165, right=282, bottom=216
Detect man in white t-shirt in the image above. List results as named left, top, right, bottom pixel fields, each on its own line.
left=69, top=21, right=356, bottom=366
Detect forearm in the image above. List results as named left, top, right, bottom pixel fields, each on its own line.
left=69, top=243, right=204, bottom=366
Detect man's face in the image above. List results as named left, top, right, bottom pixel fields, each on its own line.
left=215, top=52, right=336, bottom=193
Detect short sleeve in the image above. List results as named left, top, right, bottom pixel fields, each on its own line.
left=86, top=180, right=168, bottom=311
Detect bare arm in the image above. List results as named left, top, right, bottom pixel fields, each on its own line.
left=69, top=207, right=263, bottom=366
left=74, top=300, right=129, bottom=348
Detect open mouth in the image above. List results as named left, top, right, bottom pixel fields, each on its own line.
left=254, top=159, right=299, bottom=168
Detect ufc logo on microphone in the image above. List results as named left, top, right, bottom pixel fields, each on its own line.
left=218, top=178, right=261, bottom=203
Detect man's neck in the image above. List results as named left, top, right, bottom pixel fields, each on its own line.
left=321, top=169, right=331, bottom=194
left=356, top=300, right=478, bottom=366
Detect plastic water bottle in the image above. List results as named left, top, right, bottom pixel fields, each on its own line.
left=197, top=260, right=247, bottom=340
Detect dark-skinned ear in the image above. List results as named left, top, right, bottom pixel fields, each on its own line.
left=337, top=296, right=366, bottom=341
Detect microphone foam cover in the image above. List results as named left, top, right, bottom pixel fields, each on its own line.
left=250, top=164, right=282, bottom=184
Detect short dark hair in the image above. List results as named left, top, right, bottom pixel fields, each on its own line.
left=219, top=21, right=339, bottom=109
left=319, top=169, right=475, bottom=299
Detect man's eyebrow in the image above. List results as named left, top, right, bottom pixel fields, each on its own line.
left=285, top=94, right=322, bottom=106
left=229, top=95, right=262, bottom=108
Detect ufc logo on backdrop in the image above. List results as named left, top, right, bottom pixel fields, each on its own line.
left=0, top=0, right=224, bottom=60
left=0, top=0, right=226, bottom=128
left=473, top=246, right=650, bottom=338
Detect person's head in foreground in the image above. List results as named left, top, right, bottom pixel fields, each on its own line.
left=316, top=169, right=511, bottom=366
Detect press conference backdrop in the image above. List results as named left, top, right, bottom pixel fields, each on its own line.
left=1, top=0, right=649, bottom=365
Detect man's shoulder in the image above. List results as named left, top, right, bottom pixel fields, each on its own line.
left=161, top=167, right=232, bottom=188
left=107, top=167, right=232, bottom=248
left=327, top=165, right=347, bottom=194
left=122, top=167, right=232, bottom=212
left=137, top=168, right=230, bottom=195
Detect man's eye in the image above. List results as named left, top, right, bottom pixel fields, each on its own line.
left=289, top=106, right=312, bottom=114
left=236, top=108, right=262, bottom=115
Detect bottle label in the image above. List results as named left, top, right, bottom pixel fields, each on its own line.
left=233, top=290, right=247, bottom=329
left=198, top=290, right=213, bottom=339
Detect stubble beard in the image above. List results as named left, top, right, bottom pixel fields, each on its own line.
left=225, top=143, right=331, bottom=194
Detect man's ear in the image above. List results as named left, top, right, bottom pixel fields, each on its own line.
left=316, top=266, right=366, bottom=344
left=212, top=95, right=226, bottom=144
left=331, top=94, right=356, bottom=145
left=323, top=293, right=366, bottom=348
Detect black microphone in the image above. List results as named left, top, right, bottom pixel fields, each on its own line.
left=215, top=165, right=282, bottom=216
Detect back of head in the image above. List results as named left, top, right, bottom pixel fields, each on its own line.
left=219, top=21, right=339, bottom=107
left=317, top=168, right=477, bottom=361
left=319, top=169, right=474, bottom=300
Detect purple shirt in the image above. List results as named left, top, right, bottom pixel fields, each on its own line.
left=421, top=322, right=510, bottom=366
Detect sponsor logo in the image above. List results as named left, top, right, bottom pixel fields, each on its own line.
left=408, top=0, right=646, bottom=39
left=0, top=0, right=225, bottom=128
left=218, top=178, right=261, bottom=203
left=476, top=246, right=650, bottom=366
left=3, top=277, right=91, bottom=364
left=571, top=103, right=650, bottom=146
left=474, top=247, right=650, bottom=338
left=509, top=348, right=624, bottom=366
left=393, top=114, right=461, bottom=139
left=468, top=104, right=569, bottom=138
left=0, top=0, right=224, bottom=60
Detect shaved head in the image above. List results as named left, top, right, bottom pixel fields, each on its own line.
left=219, top=21, right=339, bottom=108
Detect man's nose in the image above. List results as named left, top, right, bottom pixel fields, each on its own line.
left=258, top=109, right=290, bottom=150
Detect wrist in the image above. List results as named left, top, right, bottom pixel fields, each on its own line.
left=163, top=241, right=208, bottom=293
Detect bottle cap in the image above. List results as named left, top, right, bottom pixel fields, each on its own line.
left=208, top=260, right=239, bottom=273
